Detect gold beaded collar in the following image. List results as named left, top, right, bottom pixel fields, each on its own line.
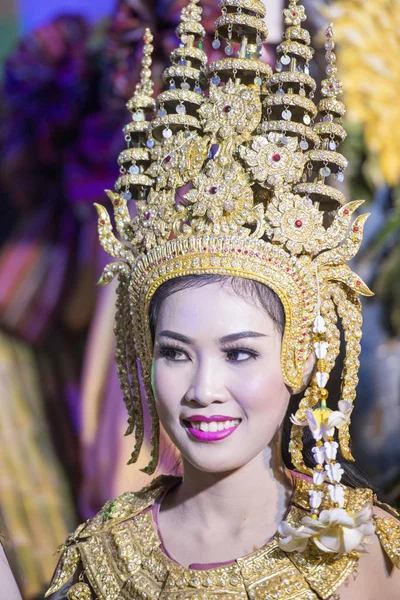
left=47, top=476, right=381, bottom=600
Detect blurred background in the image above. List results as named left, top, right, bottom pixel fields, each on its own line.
left=0, top=0, right=399, bottom=598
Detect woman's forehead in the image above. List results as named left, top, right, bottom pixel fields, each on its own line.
left=156, top=283, right=277, bottom=337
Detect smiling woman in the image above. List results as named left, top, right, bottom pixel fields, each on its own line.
left=45, top=0, right=400, bottom=598
left=150, top=277, right=307, bottom=565
left=151, top=278, right=293, bottom=479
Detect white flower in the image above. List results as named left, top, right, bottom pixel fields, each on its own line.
left=305, top=410, right=324, bottom=441
left=325, top=462, right=344, bottom=483
left=290, top=413, right=303, bottom=426
left=290, top=410, right=321, bottom=440
left=313, top=470, right=326, bottom=485
left=277, top=521, right=311, bottom=552
left=328, top=400, right=353, bottom=429
left=309, top=489, right=324, bottom=509
left=313, top=315, right=326, bottom=333
left=312, top=445, right=325, bottom=464
left=290, top=401, right=353, bottom=442
left=324, top=440, right=338, bottom=461
left=314, top=341, right=329, bottom=359
left=300, top=505, right=375, bottom=556
left=328, top=484, right=346, bottom=507
left=316, top=372, right=329, bottom=388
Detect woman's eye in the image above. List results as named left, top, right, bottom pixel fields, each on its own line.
left=159, top=346, right=187, bottom=361
left=225, top=349, right=258, bottom=362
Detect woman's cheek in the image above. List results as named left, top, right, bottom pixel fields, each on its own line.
left=234, top=371, right=287, bottom=419
left=153, top=361, right=187, bottom=413
left=232, top=360, right=281, bottom=397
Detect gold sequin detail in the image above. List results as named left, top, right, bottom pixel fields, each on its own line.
left=375, top=517, right=400, bottom=569
left=45, top=546, right=80, bottom=597
left=67, top=583, right=93, bottom=600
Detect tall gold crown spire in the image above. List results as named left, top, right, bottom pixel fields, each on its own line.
left=294, top=22, right=348, bottom=210
left=120, top=29, right=155, bottom=196
left=264, top=0, right=317, bottom=147
left=208, top=0, right=270, bottom=86
left=95, top=1, right=373, bottom=476
left=149, top=0, right=207, bottom=143
left=103, top=29, right=156, bottom=247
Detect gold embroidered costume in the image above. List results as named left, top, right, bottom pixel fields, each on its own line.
left=46, top=0, right=400, bottom=597
left=46, top=476, right=399, bottom=600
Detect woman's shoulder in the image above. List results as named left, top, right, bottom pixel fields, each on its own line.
left=339, top=504, right=400, bottom=600
left=45, top=475, right=176, bottom=598
left=291, top=472, right=400, bottom=597
left=330, top=487, right=400, bottom=600
left=77, top=475, right=175, bottom=536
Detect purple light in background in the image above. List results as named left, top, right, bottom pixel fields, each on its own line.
left=18, top=0, right=116, bottom=33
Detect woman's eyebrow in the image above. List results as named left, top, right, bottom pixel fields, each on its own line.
left=219, top=331, right=268, bottom=343
left=157, top=330, right=193, bottom=344
left=156, top=330, right=268, bottom=345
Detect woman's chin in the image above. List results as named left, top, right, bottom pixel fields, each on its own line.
left=186, top=457, right=245, bottom=474
left=180, top=445, right=250, bottom=474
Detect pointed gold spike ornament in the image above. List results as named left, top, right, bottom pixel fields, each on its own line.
left=95, top=0, right=375, bottom=559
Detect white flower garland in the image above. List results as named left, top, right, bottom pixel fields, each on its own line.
left=279, top=315, right=375, bottom=556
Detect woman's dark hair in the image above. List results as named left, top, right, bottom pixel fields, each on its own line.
left=149, top=273, right=379, bottom=495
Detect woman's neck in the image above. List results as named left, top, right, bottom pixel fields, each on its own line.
left=164, top=430, right=293, bottom=537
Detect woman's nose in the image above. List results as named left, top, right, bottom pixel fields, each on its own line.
left=185, top=357, right=227, bottom=406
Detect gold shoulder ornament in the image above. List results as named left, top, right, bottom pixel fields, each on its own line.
left=91, top=0, right=399, bottom=573
left=45, top=477, right=171, bottom=598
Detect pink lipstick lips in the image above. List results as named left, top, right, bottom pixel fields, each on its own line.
left=183, top=415, right=241, bottom=442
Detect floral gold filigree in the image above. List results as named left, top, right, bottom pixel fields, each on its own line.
left=265, top=191, right=325, bottom=255
left=239, top=133, right=307, bottom=187
left=199, top=80, right=262, bottom=142
left=129, top=189, right=182, bottom=252
left=146, top=131, right=209, bottom=190
left=184, top=160, right=257, bottom=235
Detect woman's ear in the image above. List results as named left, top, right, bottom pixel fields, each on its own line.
left=291, top=351, right=316, bottom=395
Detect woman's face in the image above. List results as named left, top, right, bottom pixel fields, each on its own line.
left=152, top=282, right=291, bottom=473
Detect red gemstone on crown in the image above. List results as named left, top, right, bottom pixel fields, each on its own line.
left=356, top=280, right=361, bottom=286
left=100, top=220, right=105, bottom=225
left=223, top=105, right=232, bottom=113
left=272, top=153, right=281, bottom=162
left=353, top=226, right=359, bottom=232
left=209, top=186, right=218, bottom=194
left=292, top=12, right=297, bottom=16
left=145, top=212, right=151, bottom=219
left=164, top=155, right=171, bottom=163
left=295, top=219, right=303, bottom=228
left=344, top=209, right=349, bottom=215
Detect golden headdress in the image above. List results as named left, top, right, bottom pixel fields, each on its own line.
left=96, top=0, right=372, bottom=498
